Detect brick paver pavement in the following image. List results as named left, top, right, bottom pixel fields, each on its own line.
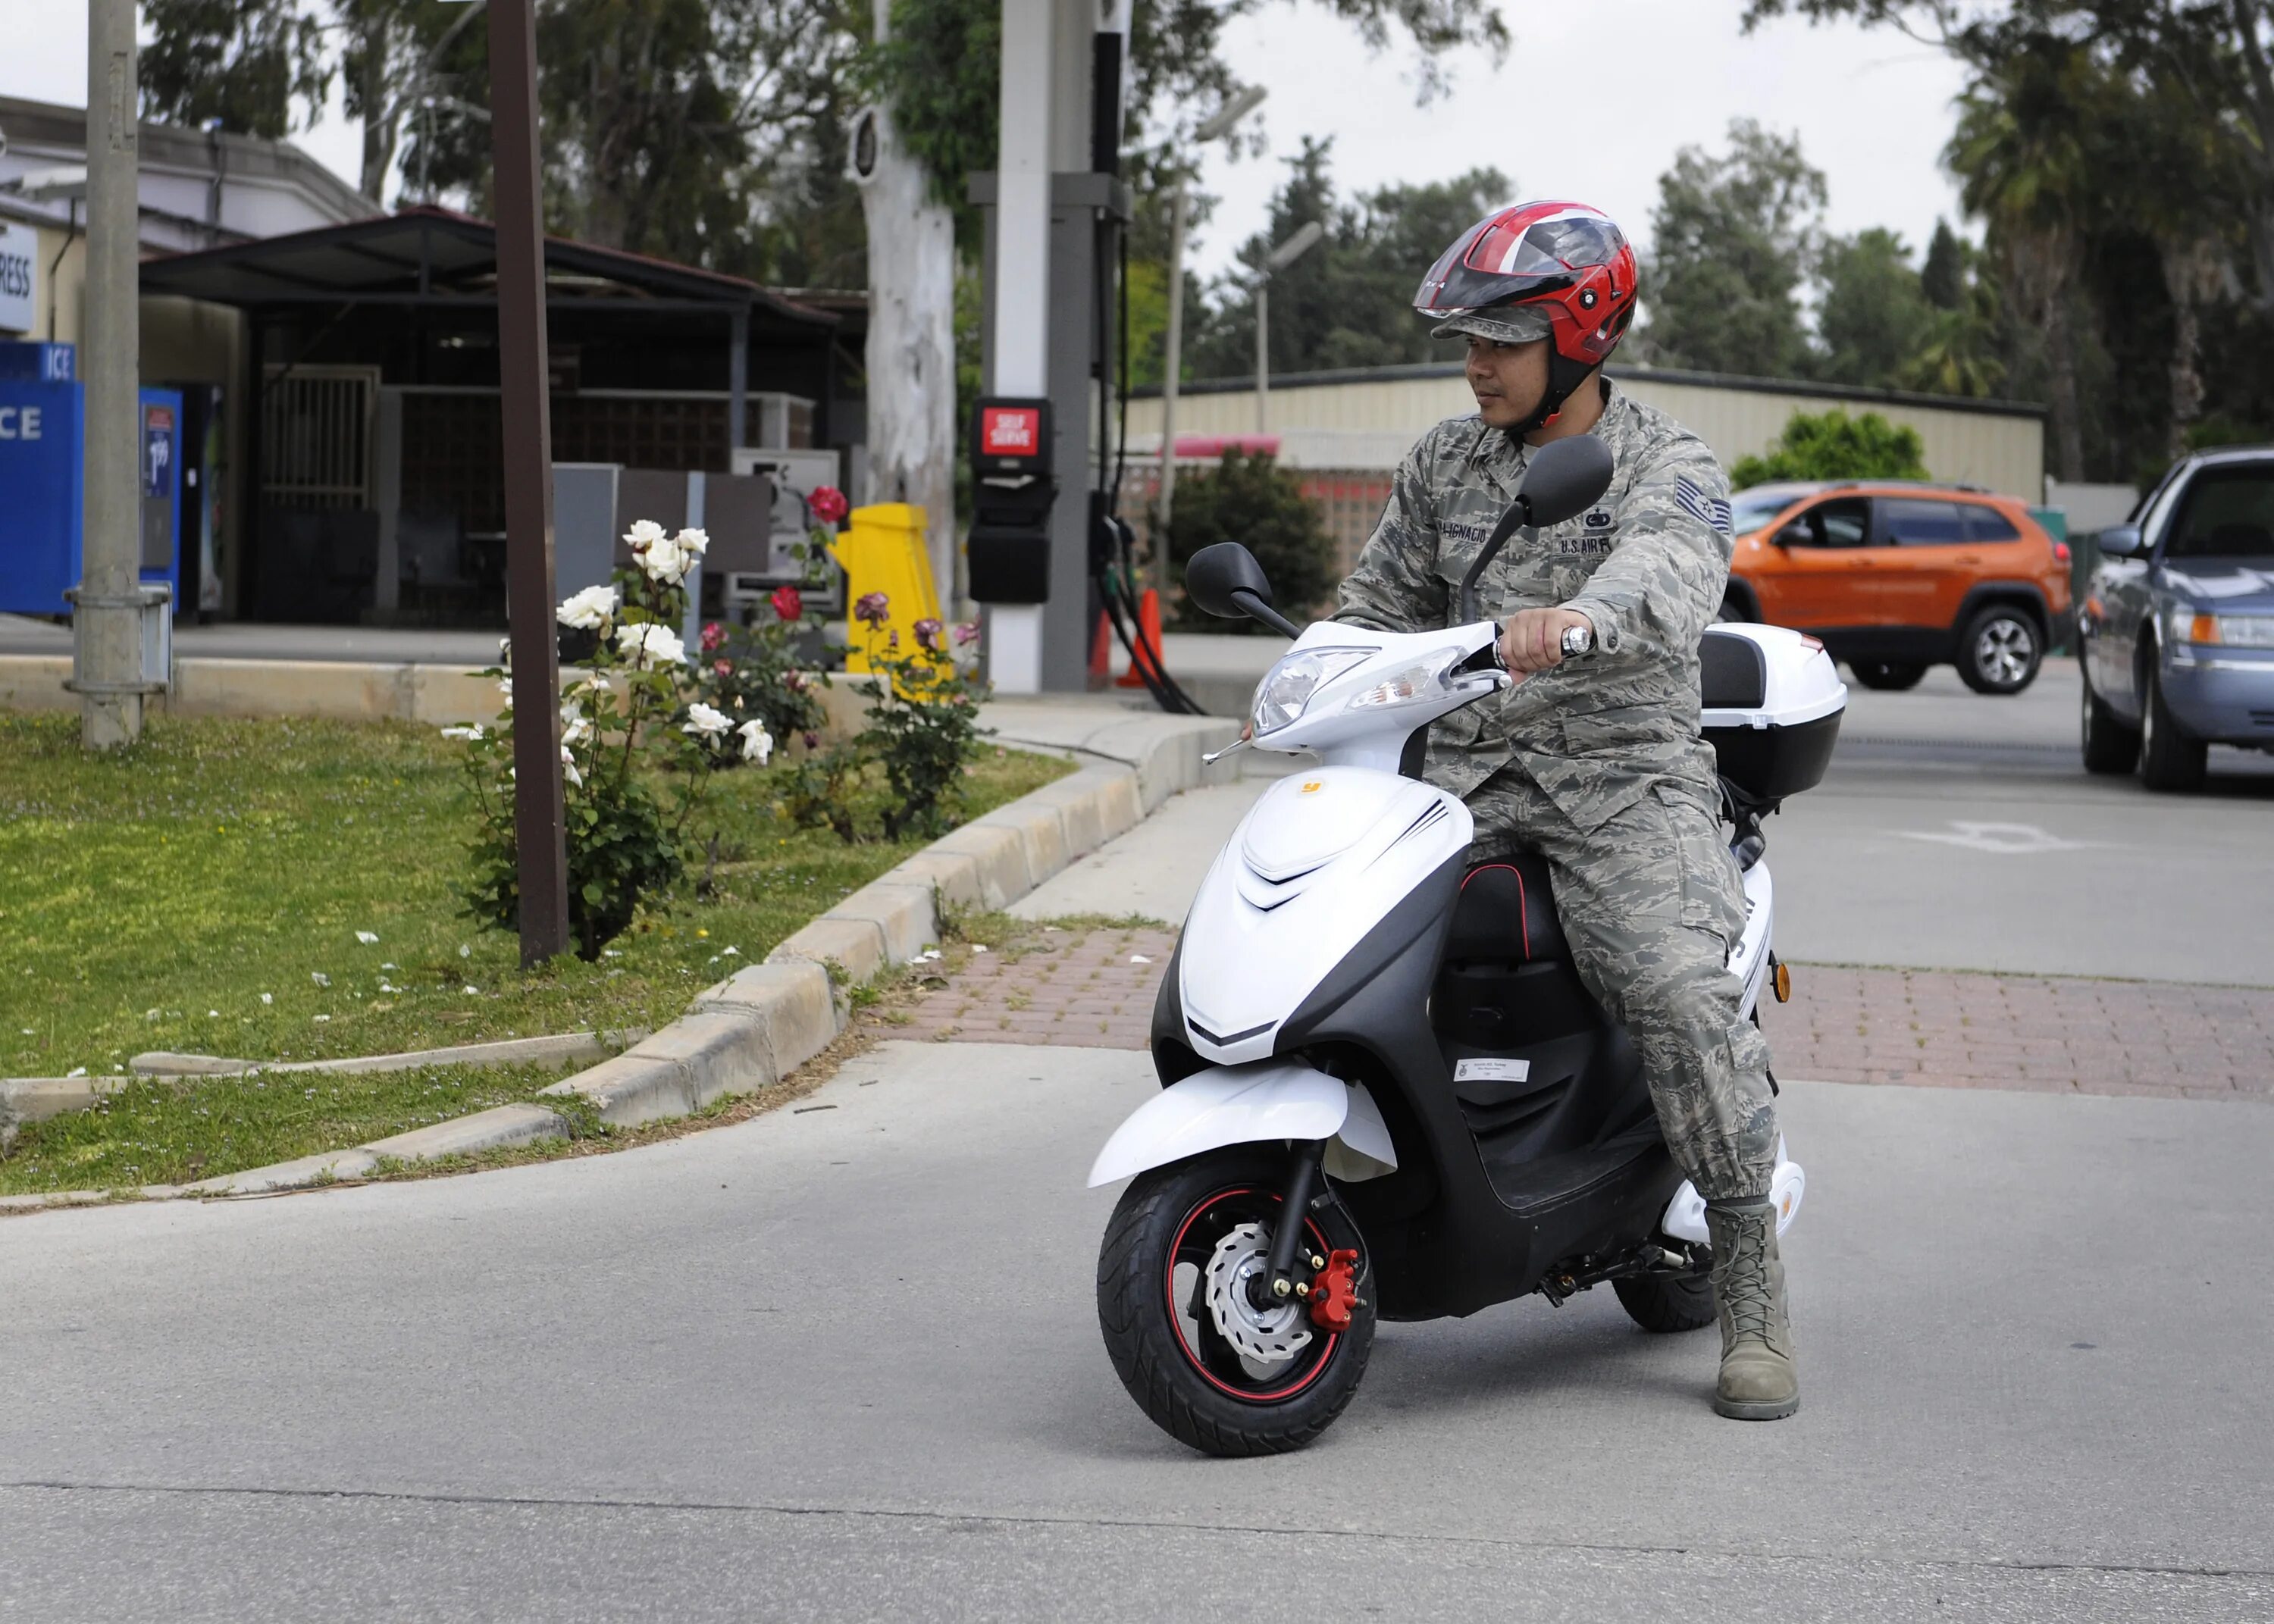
left=881, top=925, right=1179, bottom=1049
left=1756, top=964, right=2274, bottom=1101
left=888, top=928, right=2274, bottom=1103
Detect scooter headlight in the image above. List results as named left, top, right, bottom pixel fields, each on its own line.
left=1250, top=648, right=1370, bottom=737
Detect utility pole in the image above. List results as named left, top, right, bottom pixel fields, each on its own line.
left=74, top=0, right=143, bottom=750
left=1156, top=86, right=1264, bottom=595
left=1154, top=186, right=1185, bottom=596
left=1254, top=220, right=1323, bottom=438
left=487, top=0, right=569, bottom=965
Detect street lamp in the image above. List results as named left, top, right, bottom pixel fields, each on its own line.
left=1154, top=84, right=1266, bottom=593
left=1254, top=218, right=1323, bottom=435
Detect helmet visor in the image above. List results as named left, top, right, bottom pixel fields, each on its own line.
left=1414, top=207, right=1630, bottom=314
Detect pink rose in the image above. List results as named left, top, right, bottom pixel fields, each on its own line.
left=714, top=659, right=734, bottom=678
left=854, top=591, right=890, bottom=627
left=808, top=486, right=850, bottom=526
left=700, top=621, right=725, bottom=653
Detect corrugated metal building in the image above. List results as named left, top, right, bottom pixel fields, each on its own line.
left=1123, top=361, right=2049, bottom=579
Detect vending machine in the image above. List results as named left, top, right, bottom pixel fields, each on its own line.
left=0, top=341, right=83, bottom=615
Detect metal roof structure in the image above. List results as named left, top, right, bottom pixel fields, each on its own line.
left=138, top=205, right=835, bottom=333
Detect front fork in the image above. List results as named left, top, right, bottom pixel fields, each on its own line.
left=1248, top=1141, right=1366, bottom=1328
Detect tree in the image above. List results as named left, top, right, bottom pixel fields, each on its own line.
left=1160, top=450, right=1335, bottom=627
left=1182, top=141, right=1511, bottom=380
left=1637, top=120, right=1827, bottom=379
left=1921, top=217, right=1966, bottom=309
left=1815, top=227, right=1935, bottom=387
left=1728, top=408, right=1931, bottom=487
left=141, top=0, right=325, bottom=142
left=1943, top=33, right=2116, bottom=480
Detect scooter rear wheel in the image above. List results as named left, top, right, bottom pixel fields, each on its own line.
left=1613, top=1269, right=1716, bottom=1333
left=1096, top=1147, right=1373, bottom=1457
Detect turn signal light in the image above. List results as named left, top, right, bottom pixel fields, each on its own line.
left=2054, top=541, right=2072, bottom=563
left=2189, top=613, right=2221, bottom=644
left=1772, top=961, right=1792, bottom=1003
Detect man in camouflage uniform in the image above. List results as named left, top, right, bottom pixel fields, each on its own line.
left=1336, top=201, right=1798, bottom=1421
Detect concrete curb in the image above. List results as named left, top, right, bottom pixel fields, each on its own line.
left=3, top=707, right=1239, bottom=1209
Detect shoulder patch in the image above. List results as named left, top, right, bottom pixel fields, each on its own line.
left=1674, top=477, right=1733, bottom=536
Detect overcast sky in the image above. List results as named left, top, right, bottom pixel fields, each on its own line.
left=3, top=0, right=1974, bottom=284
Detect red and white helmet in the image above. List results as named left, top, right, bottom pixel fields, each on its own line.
left=1416, top=201, right=1639, bottom=375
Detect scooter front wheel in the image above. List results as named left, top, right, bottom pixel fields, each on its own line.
left=1096, top=1147, right=1373, bottom=1457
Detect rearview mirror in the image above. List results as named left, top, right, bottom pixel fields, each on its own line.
left=2096, top=524, right=2147, bottom=559
left=1184, top=543, right=1276, bottom=621
left=1513, top=434, right=1615, bottom=530
left=1773, top=521, right=1809, bottom=548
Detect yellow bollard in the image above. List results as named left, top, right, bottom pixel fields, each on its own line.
left=829, top=502, right=943, bottom=675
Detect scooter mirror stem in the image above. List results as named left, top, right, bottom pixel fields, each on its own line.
left=1457, top=433, right=1617, bottom=624
left=1458, top=502, right=1535, bottom=627
left=1233, top=589, right=1304, bottom=640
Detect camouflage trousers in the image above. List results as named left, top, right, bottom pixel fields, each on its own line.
left=1464, top=765, right=1778, bottom=1201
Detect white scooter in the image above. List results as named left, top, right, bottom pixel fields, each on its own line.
left=1087, top=434, right=1848, bottom=1456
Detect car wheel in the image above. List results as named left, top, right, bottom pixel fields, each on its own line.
left=1956, top=606, right=2042, bottom=695
left=2136, top=655, right=2207, bottom=792
left=1715, top=587, right=1755, bottom=624
left=2080, top=665, right=2140, bottom=775
left=1849, top=660, right=1928, bottom=691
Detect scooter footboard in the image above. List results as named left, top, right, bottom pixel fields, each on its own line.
left=1086, top=1061, right=1397, bottom=1188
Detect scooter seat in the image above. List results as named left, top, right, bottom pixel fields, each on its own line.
left=1449, top=856, right=1568, bottom=964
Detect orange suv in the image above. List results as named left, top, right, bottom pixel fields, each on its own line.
left=1722, top=481, right=2073, bottom=693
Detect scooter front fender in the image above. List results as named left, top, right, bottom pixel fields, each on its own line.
left=1085, top=1061, right=1396, bottom=1188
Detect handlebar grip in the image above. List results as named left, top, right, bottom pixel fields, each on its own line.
left=1559, top=624, right=1596, bottom=659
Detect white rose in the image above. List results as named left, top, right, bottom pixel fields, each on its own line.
left=614, top=621, right=687, bottom=667
left=624, top=518, right=666, bottom=551
left=682, top=702, right=732, bottom=740
left=639, top=536, right=688, bottom=585
left=675, top=527, right=709, bottom=559
left=562, top=715, right=594, bottom=748
left=440, top=724, right=484, bottom=741
left=556, top=584, right=619, bottom=631
left=736, top=717, right=774, bottom=765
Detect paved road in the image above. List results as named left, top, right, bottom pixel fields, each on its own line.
left=8, top=649, right=2271, bottom=1619
left=5, top=1044, right=2269, bottom=1621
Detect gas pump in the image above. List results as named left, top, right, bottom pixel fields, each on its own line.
left=969, top=0, right=1195, bottom=707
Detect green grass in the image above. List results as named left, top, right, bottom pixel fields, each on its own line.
left=0, top=1060, right=586, bottom=1196
left=0, top=713, right=1070, bottom=1084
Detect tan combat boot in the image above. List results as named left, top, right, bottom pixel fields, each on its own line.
left=1705, top=1197, right=1799, bottom=1420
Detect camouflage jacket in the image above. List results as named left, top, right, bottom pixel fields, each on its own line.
left=1333, top=381, right=1734, bottom=833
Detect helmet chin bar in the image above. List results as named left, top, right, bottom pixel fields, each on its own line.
left=1508, top=350, right=1599, bottom=439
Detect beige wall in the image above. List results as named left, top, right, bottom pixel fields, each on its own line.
left=1128, top=371, right=2048, bottom=499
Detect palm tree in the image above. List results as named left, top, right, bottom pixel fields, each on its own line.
left=1944, top=36, right=2113, bottom=480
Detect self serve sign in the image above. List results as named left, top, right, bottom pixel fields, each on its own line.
left=0, top=222, right=36, bottom=335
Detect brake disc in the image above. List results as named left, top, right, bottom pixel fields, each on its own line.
left=1203, top=1220, right=1313, bottom=1368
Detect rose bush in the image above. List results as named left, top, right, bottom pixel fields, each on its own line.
left=451, top=524, right=760, bottom=960
left=684, top=486, right=841, bottom=765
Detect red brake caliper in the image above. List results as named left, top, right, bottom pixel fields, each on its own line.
left=1308, top=1248, right=1361, bottom=1331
